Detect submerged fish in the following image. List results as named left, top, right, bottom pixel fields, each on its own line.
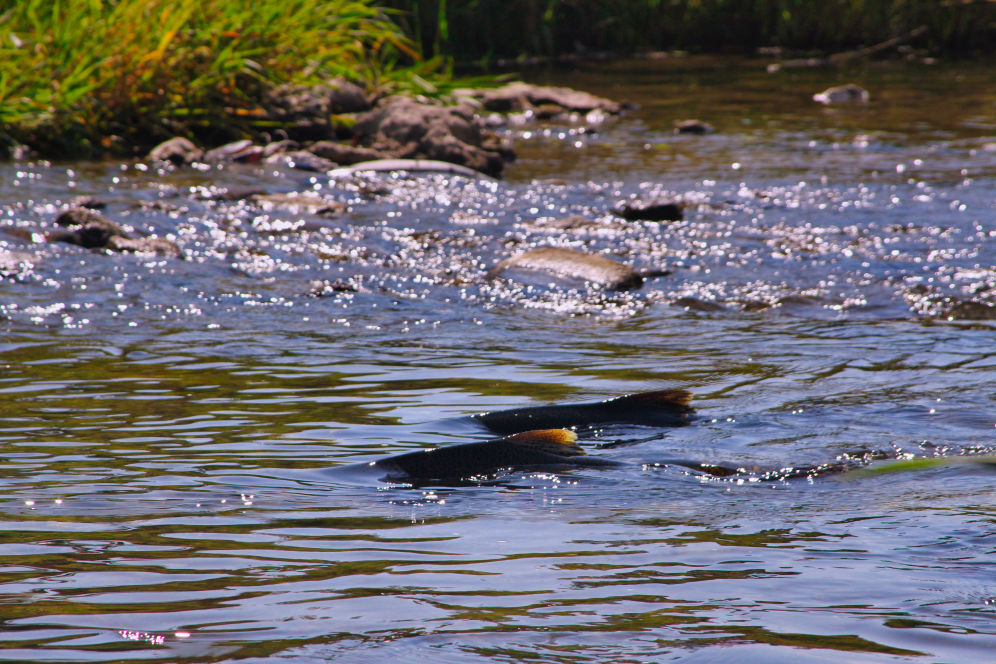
left=474, top=389, right=693, bottom=436
left=335, top=390, right=693, bottom=485
left=364, top=429, right=618, bottom=483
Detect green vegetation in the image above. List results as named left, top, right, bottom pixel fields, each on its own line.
left=388, top=0, right=996, bottom=64
left=0, top=0, right=417, bottom=156
left=2, top=0, right=995, bottom=158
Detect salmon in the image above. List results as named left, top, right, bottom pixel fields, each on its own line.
left=370, top=429, right=618, bottom=482
left=474, top=389, right=693, bottom=436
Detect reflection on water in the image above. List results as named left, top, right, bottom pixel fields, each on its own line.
left=1, top=57, right=995, bottom=662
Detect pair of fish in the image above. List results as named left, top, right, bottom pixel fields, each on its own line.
left=360, top=389, right=694, bottom=483
left=350, top=390, right=980, bottom=485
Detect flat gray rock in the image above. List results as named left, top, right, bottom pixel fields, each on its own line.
left=487, top=247, right=643, bottom=290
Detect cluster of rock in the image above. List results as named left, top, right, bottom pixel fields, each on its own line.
left=47, top=206, right=183, bottom=258
left=455, top=81, right=623, bottom=119
left=147, top=80, right=624, bottom=178
left=0, top=65, right=880, bottom=168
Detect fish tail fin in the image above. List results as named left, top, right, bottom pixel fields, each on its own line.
left=609, top=389, right=693, bottom=412
left=502, top=429, right=585, bottom=457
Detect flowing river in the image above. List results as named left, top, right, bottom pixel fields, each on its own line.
left=0, top=56, right=994, bottom=663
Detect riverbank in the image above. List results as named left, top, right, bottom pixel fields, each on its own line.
left=3, top=0, right=996, bottom=162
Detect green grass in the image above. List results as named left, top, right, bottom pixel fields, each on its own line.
left=0, top=0, right=419, bottom=156
left=2, top=0, right=994, bottom=157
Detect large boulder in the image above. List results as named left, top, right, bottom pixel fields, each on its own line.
left=352, top=99, right=511, bottom=176
left=465, top=82, right=622, bottom=115
left=263, top=79, right=372, bottom=141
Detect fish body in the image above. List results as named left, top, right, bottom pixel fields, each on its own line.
left=368, top=429, right=617, bottom=483
left=474, top=389, right=693, bottom=436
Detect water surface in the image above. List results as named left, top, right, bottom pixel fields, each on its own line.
left=1, top=56, right=994, bottom=663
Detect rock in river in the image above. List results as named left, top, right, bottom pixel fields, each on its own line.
left=813, top=84, right=870, bottom=104
left=262, top=79, right=372, bottom=141
left=262, top=150, right=336, bottom=172
left=106, top=236, right=185, bottom=259
left=467, top=82, right=623, bottom=115
left=0, top=248, right=35, bottom=275
left=308, top=140, right=386, bottom=165
left=203, top=140, right=264, bottom=164
left=673, top=119, right=714, bottom=135
left=352, top=99, right=511, bottom=176
left=612, top=199, right=684, bottom=222
left=50, top=207, right=129, bottom=248
left=487, top=247, right=645, bottom=290
left=147, top=137, right=203, bottom=165
left=48, top=207, right=183, bottom=258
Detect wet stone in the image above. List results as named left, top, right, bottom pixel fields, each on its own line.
left=262, top=139, right=302, bottom=157
left=248, top=192, right=347, bottom=216
left=674, top=119, right=714, bottom=134
left=467, top=82, right=623, bottom=115
left=203, top=140, right=264, bottom=164
left=50, top=206, right=181, bottom=258
left=261, top=80, right=371, bottom=142
left=69, top=196, right=107, bottom=210
left=262, top=150, right=336, bottom=172
left=813, top=84, right=870, bottom=104
left=352, top=98, right=511, bottom=176
left=487, top=247, right=644, bottom=290
left=51, top=207, right=129, bottom=248
left=265, top=80, right=371, bottom=118
left=537, top=216, right=602, bottom=231
left=0, top=248, right=35, bottom=275
left=308, top=140, right=387, bottom=165
left=310, top=279, right=360, bottom=296
left=106, top=235, right=184, bottom=259
left=147, top=136, right=203, bottom=165
left=740, top=299, right=774, bottom=313
left=942, top=299, right=996, bottom=320
left=612, top=199, right=684, bottom=222
left=673, top=296, right=726, bottom=312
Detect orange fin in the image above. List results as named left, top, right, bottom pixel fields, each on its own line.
left=502, top=429, right=585, bottom=457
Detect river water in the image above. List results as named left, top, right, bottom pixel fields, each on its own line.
left=0, top=57, right=994, bottom=663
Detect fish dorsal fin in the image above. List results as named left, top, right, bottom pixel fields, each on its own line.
left=608, top=389, right=692, bottom=409
left=502, top=429, right=584, bottom=457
